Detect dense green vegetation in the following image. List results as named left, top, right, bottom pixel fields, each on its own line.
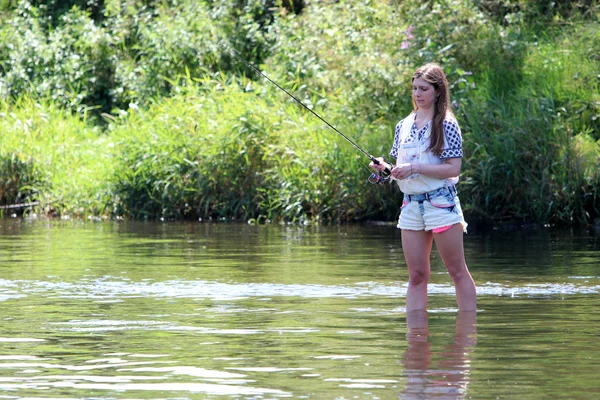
left=0, top=0, right=598, bottom=226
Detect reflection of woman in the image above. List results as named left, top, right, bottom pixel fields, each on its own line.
left=401, top=311, right=477, bottom=399
left=370, top=63, right=476, bottom=312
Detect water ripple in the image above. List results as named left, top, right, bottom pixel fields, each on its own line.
left=0, top=278, right=598, bottom=302
left=0, top=363, right=290, bottom=395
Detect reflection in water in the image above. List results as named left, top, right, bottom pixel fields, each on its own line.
left=401, top=311, right=477, bottom=399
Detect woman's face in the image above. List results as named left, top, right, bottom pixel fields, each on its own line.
left=412, top=77, right=438, bottom=111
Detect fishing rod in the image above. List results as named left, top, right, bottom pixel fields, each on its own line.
left=221, top=44, right=392, bottom=184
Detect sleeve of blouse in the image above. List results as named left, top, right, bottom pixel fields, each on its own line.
left=389, top=120, right=403, bottom=160
left=440, top=118, right=463, bottom=159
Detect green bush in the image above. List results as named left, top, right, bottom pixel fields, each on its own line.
left=0, top=0, right=287, bottom=116
left=0, top=3, right=116, bottom=116
left=476, top=0, right=598, bottom=26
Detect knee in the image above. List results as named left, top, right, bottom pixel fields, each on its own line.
left=447, top=263, right=468, bottom=281
left=408, top=269, right=430, bottom=285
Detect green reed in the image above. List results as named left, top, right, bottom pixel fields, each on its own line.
left=0, top=97, right=114, bottom=217
left=105, top=77, right=397, bottom=222
left=459, top=22, right=599, bottom=225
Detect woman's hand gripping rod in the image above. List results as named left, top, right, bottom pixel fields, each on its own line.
left=368, top=157, right=394, bottom=184
left=222, top=45, right=393, bottom=184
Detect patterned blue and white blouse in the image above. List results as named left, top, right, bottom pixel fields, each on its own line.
left=390, top=117, right=463, bottom=161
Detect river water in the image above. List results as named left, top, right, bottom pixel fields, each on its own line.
left=0, top=219, right=598, bottom=399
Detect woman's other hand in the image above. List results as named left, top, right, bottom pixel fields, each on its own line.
left=392, top=163, right=414, bottom=180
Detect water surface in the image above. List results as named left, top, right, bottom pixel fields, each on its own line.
left=0, top=219, right=598, bottom=399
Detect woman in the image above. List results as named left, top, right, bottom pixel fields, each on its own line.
left=370, top=63, right=476, bottom=312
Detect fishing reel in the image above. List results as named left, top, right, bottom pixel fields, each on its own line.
left=368, top=170, right=392, bottom=184
left=367, top=159, right=393, bottom=184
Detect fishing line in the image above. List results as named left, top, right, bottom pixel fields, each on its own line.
left=221, top=44, right=392, bottom=183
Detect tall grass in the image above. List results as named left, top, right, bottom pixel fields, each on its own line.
left=0, top=97, right=113, bottom=217
left=459, top=23, right=600, bottom=225
left=0, top=78, right=399, bottom=223
left=107, top=77, right=398, bottom=222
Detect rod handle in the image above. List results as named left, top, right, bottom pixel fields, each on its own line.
left=370, top=157, right=392, bottom=177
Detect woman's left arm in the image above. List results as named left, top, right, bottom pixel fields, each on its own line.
left=413, top=157, right=461, bottom=179
left=391, top=158, right=461, bottom=180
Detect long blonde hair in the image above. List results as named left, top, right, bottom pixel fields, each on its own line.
left=411, top=63, right=453, bottom=156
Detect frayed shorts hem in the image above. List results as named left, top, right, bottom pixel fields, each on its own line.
left=398, top=221, right=468, bottom=234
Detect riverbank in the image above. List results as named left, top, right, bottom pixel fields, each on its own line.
left=0, top=1, right=598, bottom=226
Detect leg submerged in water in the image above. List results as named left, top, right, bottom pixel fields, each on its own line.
left=434, top=224, right=477, bottom=311
left=402, top=229, right=433, bottom=312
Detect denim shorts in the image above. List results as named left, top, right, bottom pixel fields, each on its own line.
left=397, top=186, right=467, bottom=232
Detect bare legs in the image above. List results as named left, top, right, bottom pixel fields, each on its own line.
left=434, top=224, right=477, bottom=311
left=402, top=224, right=477, bottom=312
left=402, top=229, right=433, bottom=311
